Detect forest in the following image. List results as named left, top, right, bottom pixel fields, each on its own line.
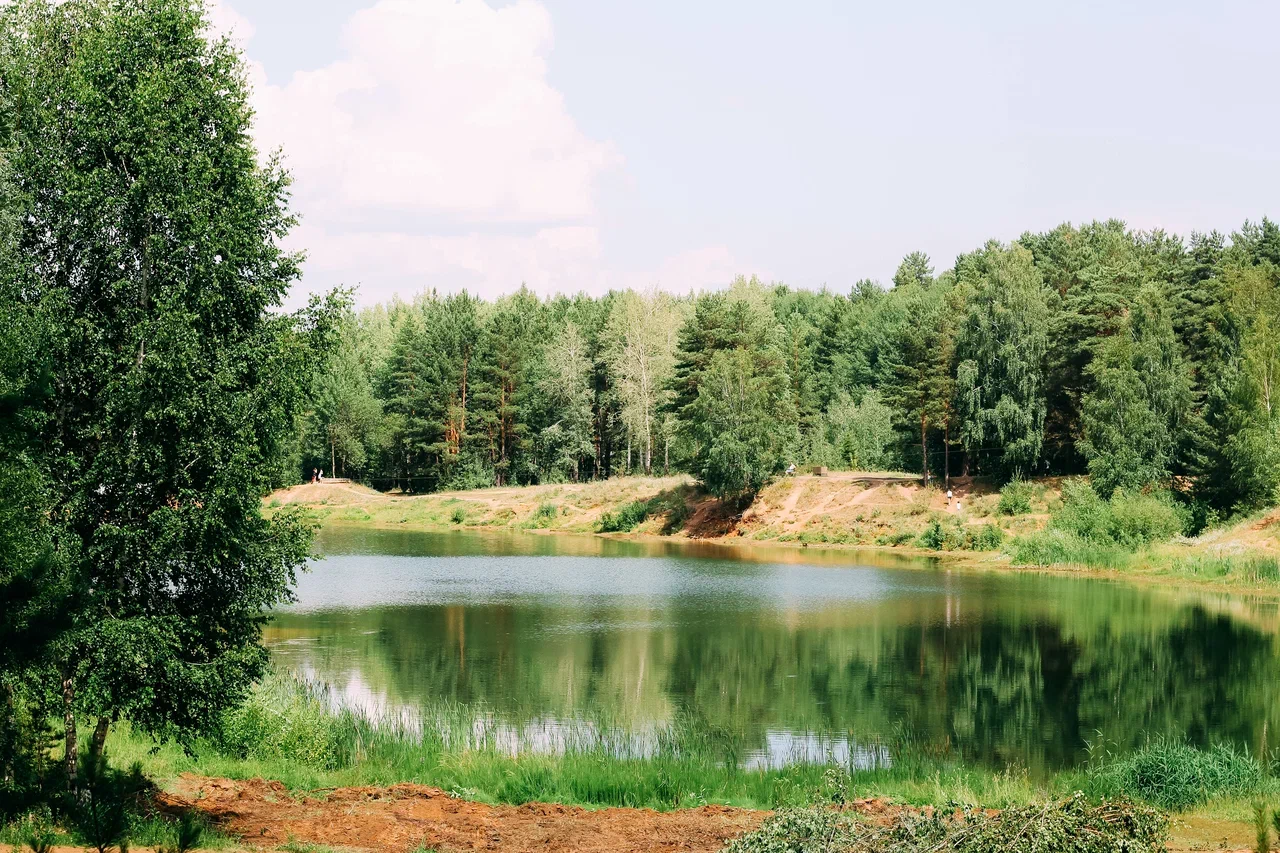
left=301, top=219, right=1280, bottom=519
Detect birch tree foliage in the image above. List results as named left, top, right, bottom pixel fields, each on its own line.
left=0, top=0, right=337, bottom=777
left=955, top=242, right=1051, bottom=477
left=537, top=322, right=595, bottom=481
left=605, top=289, right=680, bottom=474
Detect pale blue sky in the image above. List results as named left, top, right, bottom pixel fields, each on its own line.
left=219, top=0, right=1280, bottom=305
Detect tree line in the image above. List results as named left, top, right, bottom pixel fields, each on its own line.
left=303, top=221, right=1280, bottom=515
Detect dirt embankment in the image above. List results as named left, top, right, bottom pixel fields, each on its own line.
left=267, top=471, right=1032, bottom=550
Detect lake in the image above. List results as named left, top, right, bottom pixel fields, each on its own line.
left=265, top=526, right=1280, bottom=775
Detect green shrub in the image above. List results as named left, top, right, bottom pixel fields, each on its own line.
left=596, top=500, right=650, bottom=533
left=1106, top=490, right=1188, bottom=546
left=1008, top=529, right=1131, bottom=569
left=998, top=480, right=1034, bottom=516
left=214, top=674, right=350, bottom=770
left=524, top=501, right=560, bottom=528
left=916, top=518, right=966, bottom=551
left=450, top=506, right=467, bottom=524
left=1052, top=479, right=1113, bottom=541
left=71, top=751, right=147, bottom=853
left=967, top=523, right=1004, bottom=551
left=1088, top=740, right=1262, bottom=811
left=917, top=519, right=1003, bottom=552
left=649, top=490, right=691, bottom=532
left=1012, top=480, right=1188, bottom=567
left=875, top=530, right=915, bottom=546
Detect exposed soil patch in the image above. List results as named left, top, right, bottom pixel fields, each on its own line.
left=153, top=776, right=1249, bottom=853
left=161, top=775, right=770, bottom=852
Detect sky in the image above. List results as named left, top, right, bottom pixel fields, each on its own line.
left=210, top=0, right=1280, bottom=307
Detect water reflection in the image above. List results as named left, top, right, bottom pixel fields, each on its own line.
left=266, top=528, right=1280, bottom=774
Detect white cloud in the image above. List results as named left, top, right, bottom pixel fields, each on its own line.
left=249, top=0, right=619, bottom=227
left=205, top=0, right=255, bottom=42
left=287, top=223, right=607, bottom=306
left=227, top=0, right=752, bottom=304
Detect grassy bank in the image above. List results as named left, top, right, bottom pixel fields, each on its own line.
left=106, top=670, right=1280, bottom=821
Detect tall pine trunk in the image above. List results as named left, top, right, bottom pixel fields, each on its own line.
left=943, top=423, right=951, bottom=490
left=919, top=413, right=929, bottom=487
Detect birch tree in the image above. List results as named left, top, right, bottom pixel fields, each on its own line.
left=605, top=290, right=680, bottom=476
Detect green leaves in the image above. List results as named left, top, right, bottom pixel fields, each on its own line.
left=0, top=0, right=329, bottom=753
left=955, top=241, right=1050, bottom=477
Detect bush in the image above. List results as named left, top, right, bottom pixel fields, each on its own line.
left=916, top=519, right=1003, bottom=552
left=998, top=480, right=1034, bottom=516
left=876, top=530, right=915, bottom=546
left=1088, top=740, right=1262, bottom=811
left=1052, top=479, right=1113, bottom=541
left=525, top=502, right=559, bottom=528
left=450, top=506, right=467, bottom=524
left=916, top=518, right=966, bottom=551
left=1008, top=529, right=1131, bottom=569
left=968, top=523, right=1004, bottom=551
left=1011, top=480, right=1188, bottom=567
left=1106, top=490, right=1187, bottom=547
left=596, top=500, right=650, bottom=533
left=214, top=673, right=350, bottom=770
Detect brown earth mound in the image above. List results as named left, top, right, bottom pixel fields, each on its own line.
left=161, top=775, right=769, bottom=852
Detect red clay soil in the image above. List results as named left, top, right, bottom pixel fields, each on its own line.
left=161, top=775, right=773, bottom=852
left=156, top=775, right=1251, bottom=853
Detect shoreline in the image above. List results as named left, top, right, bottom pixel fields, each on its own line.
left=313, top=515, right=1280, bottom=600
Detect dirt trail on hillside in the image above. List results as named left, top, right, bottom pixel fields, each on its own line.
left=162, top=776, right=769, bottom=852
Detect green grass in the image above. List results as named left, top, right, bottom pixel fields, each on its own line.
left=1167, top=553, right=1280, bottom=583
left=1076, top=739, right=1264, bottom=811
left=595, top=499, right=651, bottom=533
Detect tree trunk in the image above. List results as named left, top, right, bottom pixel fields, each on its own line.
left=330, top=437, right=335, bottom=479
left=627, top=434, right=632, bottom=475
left=62, top=673, right=77, bottom=789
left=664, top=433, right=670, bottom=476
left=920, top=413, right=929, bottom=487
left=90, top=715, right=111, bottom=765
left=943, top=423, right=951, bottom=490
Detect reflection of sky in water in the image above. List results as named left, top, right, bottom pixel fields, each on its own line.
left=287, top=552, right=956, bottom=614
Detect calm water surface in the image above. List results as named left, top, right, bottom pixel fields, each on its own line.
left=266, top=526, right=1280, bottom=774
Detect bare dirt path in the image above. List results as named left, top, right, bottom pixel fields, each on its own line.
left=162, top=776, right=768, bottom=853
left=153, top=775, right=1251, bottom=852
